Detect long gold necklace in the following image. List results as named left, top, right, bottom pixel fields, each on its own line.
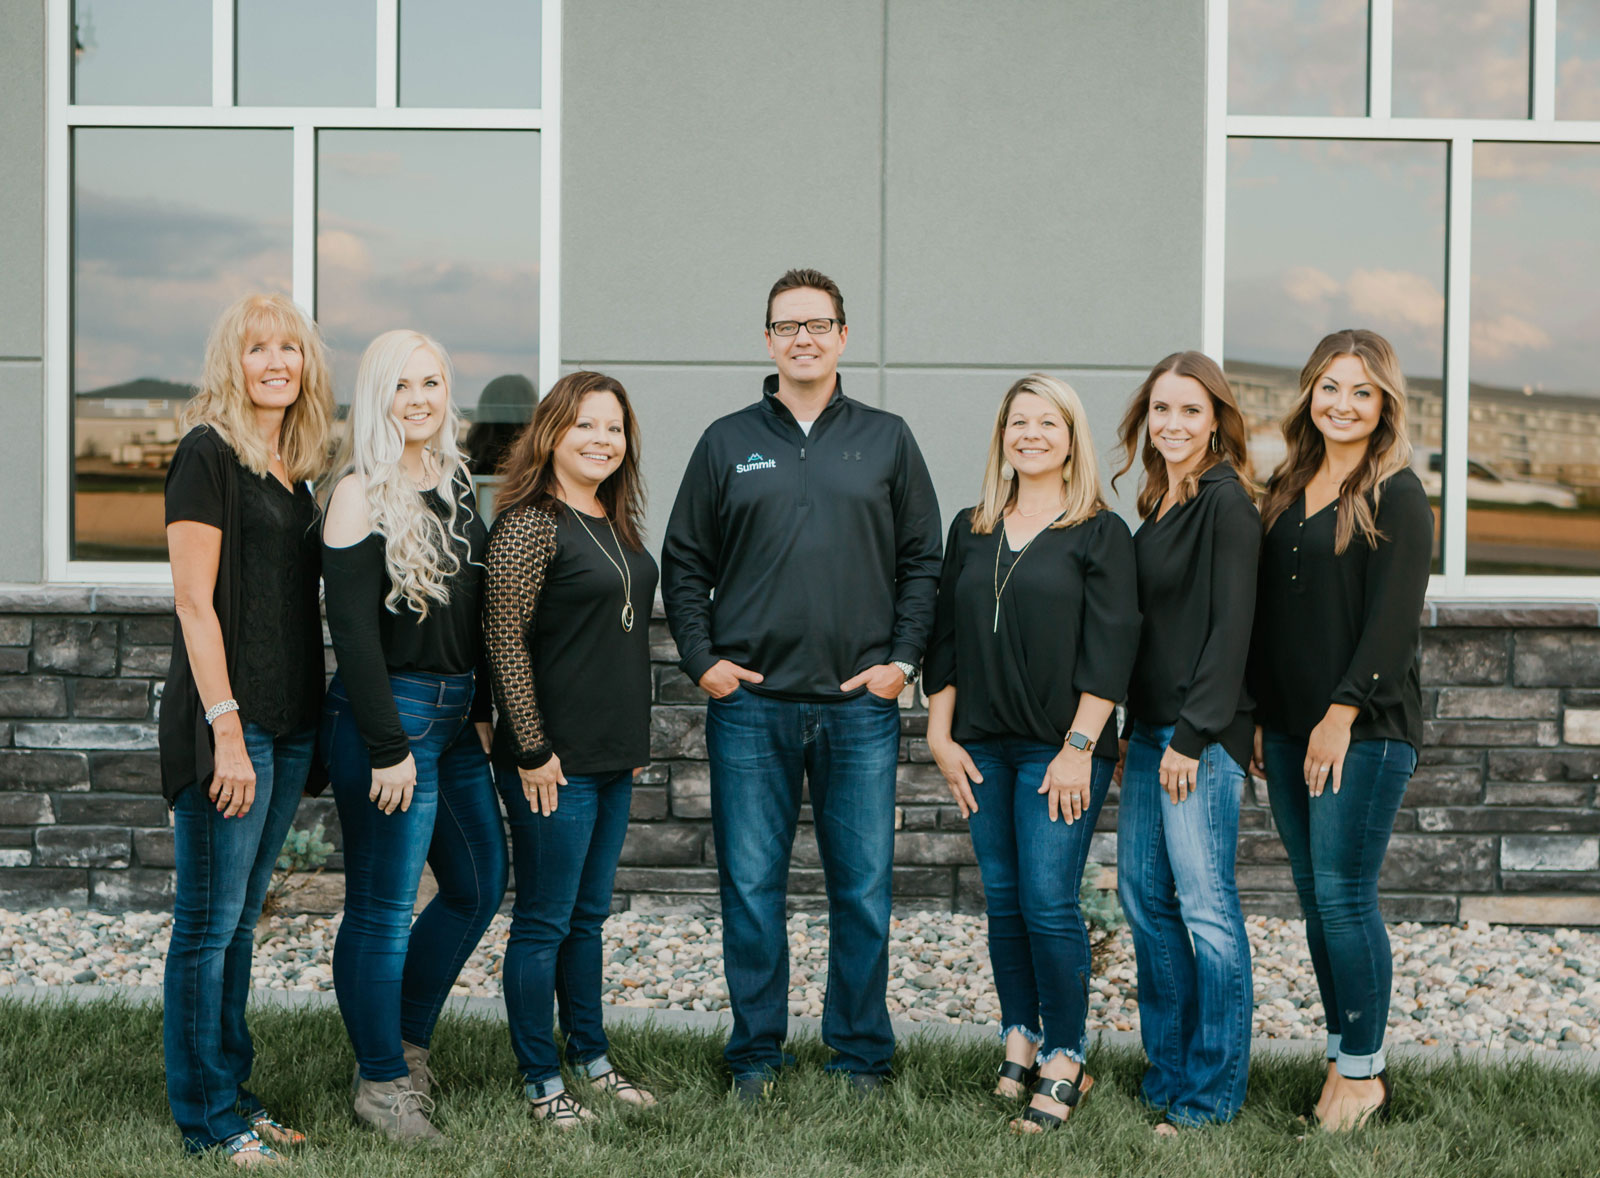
left=992, top=511, right=1064, bottom=632
left=569, top=508, right=635, bottom=632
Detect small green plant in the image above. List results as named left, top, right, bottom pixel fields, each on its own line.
left=1080, top=861, right=1124, bottom=972
left=261, top=821, right=335, bottom=918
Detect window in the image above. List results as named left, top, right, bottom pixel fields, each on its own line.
left=48, top=0, right=561, bottom=577
left=1216, top=0, right=1600, bottom=593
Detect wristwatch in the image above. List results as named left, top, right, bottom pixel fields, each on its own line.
left=1064, top=730, right=1096, bottom=753
left=892, top=660, right=919, bottom=685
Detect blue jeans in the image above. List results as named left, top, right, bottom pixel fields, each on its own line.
left=495, top=760, right=634, bottom=1096
left=965, top=739, right=1111, bottom=1065
left=706, top=687, right=900, bottom=1076
left=1117, top=721, right=1252, bottom=1125
left=1262, top=731, right=1416, bottom=1078
left=325, top=671, right=507, bottom=1081
left=164, top=722, right=314, bottom=1152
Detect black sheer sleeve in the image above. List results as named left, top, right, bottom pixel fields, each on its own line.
left=483, top=505, right=560, bottom=769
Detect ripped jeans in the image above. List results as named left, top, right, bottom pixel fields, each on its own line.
left=963, top=738, right=1112, bottom=1066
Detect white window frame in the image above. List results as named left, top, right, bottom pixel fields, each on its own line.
left=1204, top=0, right=1600, bottom=598
left=43, top=0, right=563, bottom=584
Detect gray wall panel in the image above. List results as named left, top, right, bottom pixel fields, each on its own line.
left=0, top=0, right=45, bottom=358
left=883, top=0, right=1206, bottom=366
left=561, top=2, right=886, bottom=366
left=0, top=363, right=46, bottom=581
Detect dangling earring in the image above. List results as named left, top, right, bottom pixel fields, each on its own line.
left=1209, top=431, right=1220, bottom=454
left=1000, top=460, right=1015, bottom=481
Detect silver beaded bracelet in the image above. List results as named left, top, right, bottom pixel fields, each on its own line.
left=204, top=699, right=240, bottom=726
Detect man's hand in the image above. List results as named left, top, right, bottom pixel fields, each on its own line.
left=840, top=664, right=906, bottom=700
left=698, top=660, right=764, bottom=699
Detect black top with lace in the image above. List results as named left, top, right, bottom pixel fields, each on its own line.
left=484, top=502, right=659, bottom=774
left=322, top=474, right=490, bottom=768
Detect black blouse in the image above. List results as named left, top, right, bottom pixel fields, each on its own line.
left=322, top=475, right=490, bottom=768
left=923, top=507, right=1141, bottom=759
left=1249, top=467, right=1433, bottom=750
left=1125, top=462, right=1261, bottom=770
left=484, top=502, right=660, bottom=776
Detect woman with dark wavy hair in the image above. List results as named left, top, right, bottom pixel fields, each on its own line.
left=484, top=370, right=659, bottom=1126
left=1248, top=329, right=1431, bottom=1131
left=1112, top=350, right=1259, bottom=1133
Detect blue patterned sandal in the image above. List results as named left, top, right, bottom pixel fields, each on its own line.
left=248, top=1111, right=306, bottom=1147
left=221, top=1130, right=283, bottom=1167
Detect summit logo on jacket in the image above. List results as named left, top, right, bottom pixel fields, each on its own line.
left=735, top=453, right=777, bottom=474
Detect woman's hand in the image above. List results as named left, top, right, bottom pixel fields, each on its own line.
left=927, top=735, right=982, bottom=819
left=208, top=713, right=256, bottom=818
left=370, top=753, right=417, bottom=815
left=1250, top=725, right=1266, bottom=782
left=473, top=721, right=494, bottom=755
left=519, top=753, right=567, bottom=817
left=1041, top=744, right=1093, bottom=824
left=1158, top=746, right=1201, bottom=804
left=1304, top=706, right=1357, bottom=797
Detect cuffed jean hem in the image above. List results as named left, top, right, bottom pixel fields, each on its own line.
left=526, top=1075, right=566, bottom=1100
left=580, top=1054, right=613, bottom=1078
left=998, top=1024, right=1043, bottom=1046
left=1037, top=1045, right=1087, bottom=1067
left=1338, top=1047, right=1385, bottom=1079
left=1326, top=1033, right=1341, bottom=1061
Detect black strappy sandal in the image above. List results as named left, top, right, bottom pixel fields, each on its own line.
left=528, top=1091, right=595, bottom=1128
left=1012, top=1069, right=1094, bottom=1133
left=589, top=1068, right=658, bottom=1107
left=994, top=1059, right=1039, bottom=1100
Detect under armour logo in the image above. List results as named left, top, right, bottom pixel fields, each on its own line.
left=842, top=450, right=862, bottom=461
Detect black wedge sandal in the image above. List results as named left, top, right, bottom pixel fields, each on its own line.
left=1012, top=1069, right=1094, bottom=1134
left=994, top=1059, right=1040, bottom=1100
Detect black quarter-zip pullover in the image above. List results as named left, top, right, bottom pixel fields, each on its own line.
left=661, top=374, right=943, bottom=701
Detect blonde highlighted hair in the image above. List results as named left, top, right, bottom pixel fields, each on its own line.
left=179, top=293, right=334, bottom=483
left=1259, top=329, right=1414, bottom=553
left=327, top=329, right=479, bottom=617
left=969, top=373, right=1106, bottom=535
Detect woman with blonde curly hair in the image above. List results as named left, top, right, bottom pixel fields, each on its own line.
left=161, top=292, right=333, bottom=1165
left=321, top=330, right=507, bottom=1143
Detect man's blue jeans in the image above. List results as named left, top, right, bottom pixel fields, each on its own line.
left=964, top=739, right=1111, bottom=1065
left=164, top=722, right=313, bottom=1153
left=706, top=687, right=900, bottom=1077
left=495, top=763, right=634, bottom=1096
left=325, top=671, right=507, bottom=1082
left=1262, top=731, right=1416, bottom=1079
left=1117, top=721, right=1252, bottom=1125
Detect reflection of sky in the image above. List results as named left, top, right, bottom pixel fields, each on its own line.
left=1225, top=138, right=1446, bottom=378
left=316, top=130, right=540, bottom=413
left=237, top=0, right=374, bottom=107
left=72, top=0, right=210, bottom=105
left=1392, top=0, right=1529, bottom=118
left=1229, top=0, right=1366, bottom=116
left=1559, top=1, right=1600, bottom=119
left=73, top=129, right=292, bottom=393
left=1471, top=144, right=1600, bottom=397
left=400, top=0, right=541, bottom=107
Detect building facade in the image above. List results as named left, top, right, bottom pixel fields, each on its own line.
left=1, top=1, right=1597, bottom=921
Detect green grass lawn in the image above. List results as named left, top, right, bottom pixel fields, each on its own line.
left=2, top=997, right=1597, bottom=1177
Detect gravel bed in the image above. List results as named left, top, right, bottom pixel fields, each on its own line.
left=2, top=908, right=1596, bottom=1051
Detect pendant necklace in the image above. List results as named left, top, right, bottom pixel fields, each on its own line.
left=570, top=507, right=635, bottom=632
left=992, top=510, right=1065, bottom=632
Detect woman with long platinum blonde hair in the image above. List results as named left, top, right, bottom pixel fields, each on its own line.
left=321, top=329, right=507, bottom=1144
left=1248, top=329, right=1431, bottom=1131
left=923, top=373, right=1141, bottom=1134
left=161, top=292, right=333, bottom=1165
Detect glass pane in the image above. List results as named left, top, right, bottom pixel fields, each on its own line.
left=316, top=130, right=540, bottom=459
left=1392, top=0, right=1531, bottom=119
left=1229, top=0, right=1368, bottom=116
left=72, top=0, right=210, bottom=105
left=1467, top=143, right=1600, bottom=575
left=399, top=0, right=542, bottom=108
left=1558, top=0, right=1600, bottom=120
left=1225, top=138, right=1447, bottom=572
left=73, top=129, right=292, bottom=560
left=237, top=0, right=375, bottom=106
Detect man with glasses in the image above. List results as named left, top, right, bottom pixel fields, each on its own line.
left=663, top=268, right=942, bottom=1101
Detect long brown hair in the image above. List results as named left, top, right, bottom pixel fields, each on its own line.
left=495, top=371, right=647, bottom=550
left=1112, top=351, right=1253, bottom=520
left=1259, top=329, right=1413, bottom=553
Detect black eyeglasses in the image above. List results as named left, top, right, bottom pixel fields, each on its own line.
left=767, top=318, right=842, bottom=337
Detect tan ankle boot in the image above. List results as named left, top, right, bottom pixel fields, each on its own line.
left=402, top=1040, right=436, bottom=1098
left=351, top=1075, right=443, bottom=1143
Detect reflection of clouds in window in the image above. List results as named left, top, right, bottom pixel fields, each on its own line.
left=72, top=0, right=210, bottom=105
left=1228, top=0, right=1367, bottom=116
left=400, top=0, right=542, bottom=108
left=316, top=131, right=539, bottom=413
left=236, top=0, right=375, bottom=107
left=1559, top=2, right=1600, bottom=119
left=1392, top=0, right=1530, bottom=119
left=1225, top=139, right=1446, bottom=378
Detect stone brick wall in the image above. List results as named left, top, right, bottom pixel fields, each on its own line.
left=1, top=587, right=1596, bottom=924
